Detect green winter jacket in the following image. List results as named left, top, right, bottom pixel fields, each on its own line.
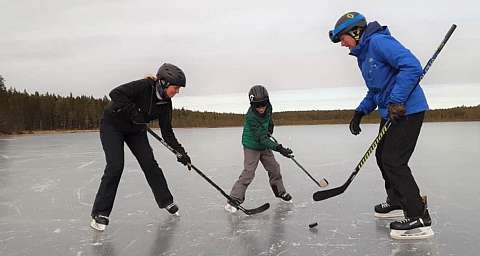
left=241, top=104, right=279, bottom=151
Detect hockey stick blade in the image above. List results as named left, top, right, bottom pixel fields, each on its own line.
left=238, top=203, right=270, bottom=215
left=313, top=173, right=355, bottom=201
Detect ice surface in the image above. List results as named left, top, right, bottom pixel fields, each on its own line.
left=0, top=122, right=479, bottom=255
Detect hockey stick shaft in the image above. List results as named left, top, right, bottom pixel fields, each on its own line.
left=313, top=24, right=457, bottom=201
left=269, top=135, right=329, bottom=187
left=291, top=157, right=329, bottom=187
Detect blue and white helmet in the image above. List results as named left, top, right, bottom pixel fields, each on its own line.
left=329, top=12, right=367, bottom=43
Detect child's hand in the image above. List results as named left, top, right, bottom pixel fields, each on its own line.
left=276, top=144, right=293, bottom=158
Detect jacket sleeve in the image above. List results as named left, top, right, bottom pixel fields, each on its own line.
left=248, top=117, right=278, bottom=150
left=109, top=79, right=145, bottom=116
left=268, top=117, right=274, bottom=135
left=371, top=36, right=423, bottom=104
left=158, top=102, right=185, bottom=154
left=356, top=89, right=377, bottom=115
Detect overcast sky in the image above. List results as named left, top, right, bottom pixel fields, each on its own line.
left=1, top=0, right=479, bottom=112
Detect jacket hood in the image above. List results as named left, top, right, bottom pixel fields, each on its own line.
left=350, top=21, right=389, bottom=57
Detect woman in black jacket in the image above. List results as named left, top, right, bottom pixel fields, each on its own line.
left=90, top=63, right=191, bottom=231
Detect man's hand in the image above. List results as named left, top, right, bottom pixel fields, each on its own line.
left=388, top=103, right=406, bottom=121
left=349, top=111, right=364, bottom=135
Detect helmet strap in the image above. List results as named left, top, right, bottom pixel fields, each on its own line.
left=155, top=80, right=169, bottom=100
left=348, top=27, right=364, bottom=43
left=160, top=79, right=170, bottom=89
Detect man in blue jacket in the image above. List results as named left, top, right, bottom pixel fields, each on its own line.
left=329, top=12, right=433, bottom=239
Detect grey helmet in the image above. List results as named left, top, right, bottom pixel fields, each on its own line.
left=329, top=12, right=367, bottom=43
left=248, top=85, right=269, bottom=107
left=156, top=63, right=186, bottom=88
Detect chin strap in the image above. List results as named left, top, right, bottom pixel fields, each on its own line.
left=155, top=80, right=171, bottom=101
left=348, top=27, right=364, bottom=43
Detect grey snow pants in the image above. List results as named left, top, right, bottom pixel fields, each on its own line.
left=230, top=147, right=286, bottom=203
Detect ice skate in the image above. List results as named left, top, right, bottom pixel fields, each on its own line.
left=390, top=196, right=434, bottom=240
left=90, top=215, right=109, bottom=231
left=389, top=216, right=434, bottom=240
left=224, top=202, right=238, bottom=213
left=277, top=192, right=293, bottom=203
left=166, top=203, right=180, bottom=216
left=224, top=198, right=241, bottom=213
left=374, top=202, right=404, bottom=219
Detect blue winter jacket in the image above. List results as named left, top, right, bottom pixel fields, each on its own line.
left=350, top=22, right=429, bottom=119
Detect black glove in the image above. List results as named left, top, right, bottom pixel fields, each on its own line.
left=388, top=103, right=406, bottom=122
left=349, top=111, right=364, bottom=135
left=176, top=151, right=191, bottom=170
left=275, top=144, right=293, bottom=158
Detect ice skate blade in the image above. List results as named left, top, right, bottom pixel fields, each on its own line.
left=278, top=198, right=293, bottom=204
left=374, top=210, right=404, bottom=219
left=390, top=226, right=434, bottom=240
left=224, top=204, right=238, bottom=213
left=90, top=219, right=106, bottom=231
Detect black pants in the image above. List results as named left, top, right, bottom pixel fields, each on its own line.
left=91, top=119, right=173, bottom=217
left=375, top=111, right=425, bottom=218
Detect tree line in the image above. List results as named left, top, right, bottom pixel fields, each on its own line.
left=0, top=75, right=479, bottom=134
left=0, top=75, right=109, bottom=134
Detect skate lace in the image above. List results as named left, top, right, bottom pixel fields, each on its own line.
left=398, top=218, right=411, bottom=224
left=380, top=202, right=390, bottom=208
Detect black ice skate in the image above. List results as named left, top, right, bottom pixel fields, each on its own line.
left=374, top=202, right=404, bottom=219
left=90, top=215, right=109, bottom=231
left=389, top=197, right=434, bottom=240
left=166, top=203, right=179, bottom=216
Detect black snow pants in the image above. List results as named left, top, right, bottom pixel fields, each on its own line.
left=91, top=118, right=173, bottom=217
left=375, top=111, right=425, bottom=218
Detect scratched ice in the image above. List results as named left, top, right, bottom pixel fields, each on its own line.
left=0, top=122, right=479, bottom=255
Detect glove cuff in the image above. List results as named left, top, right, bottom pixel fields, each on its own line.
left=174, top=147, right=186, bottom=155
left=274, top=144, right=283, bottom=152
left=354, top=111, right=364, bottom=119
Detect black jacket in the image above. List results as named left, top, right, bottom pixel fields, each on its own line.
left=103, top=78, right=185, bottom=153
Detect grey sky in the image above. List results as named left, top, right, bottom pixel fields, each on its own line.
left=1, top=0, right=479, bottom=111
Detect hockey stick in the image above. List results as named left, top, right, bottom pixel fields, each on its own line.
left=147, top=127, right=270, bottom=215
left=269, top=135, right=329, bottom=187
left=313, top=24, right=457, bottom=202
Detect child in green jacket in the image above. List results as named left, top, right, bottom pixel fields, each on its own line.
left=225, top=85, right=294, bottom=213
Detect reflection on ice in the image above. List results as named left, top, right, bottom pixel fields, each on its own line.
left=0, top=123, right=479, bottom=255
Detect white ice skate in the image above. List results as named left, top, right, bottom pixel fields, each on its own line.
left=278, top=192, right=293, bottom=204
left=224, top=202, right=238, bottom=213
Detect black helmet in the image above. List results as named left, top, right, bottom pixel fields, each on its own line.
left=329, top=12, right=367, bottom=43
left=156, top=63, right=186, bottom=88
left=248, top=85, right=269, bottom=107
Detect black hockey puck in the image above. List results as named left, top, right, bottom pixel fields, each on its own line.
left=308, top=222, right=318, bottom=228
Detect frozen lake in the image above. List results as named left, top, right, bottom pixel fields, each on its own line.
left=1, top=122, right=479, bottom=256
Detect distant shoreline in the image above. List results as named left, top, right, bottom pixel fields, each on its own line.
left=0, top=129, right=99, bottom=137
left=1, top=120, right=478, bottom=137
left=2, top=86, right=478, bottom=135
